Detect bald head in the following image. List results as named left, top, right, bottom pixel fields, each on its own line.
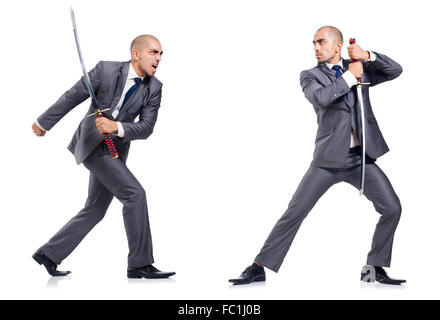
left=130, top=34, right=161, bottom=53
left=130, top=34, right=163, bottom=78
left=313, top=26, right=343, bottom=64
left=316, top=26, right=343, bottom=43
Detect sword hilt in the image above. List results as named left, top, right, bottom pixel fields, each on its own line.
left=349, top=38, right=362, bottom=83
left=96, top=113, right=119, bottom=159
left=88, top=108, right=119, bottom=159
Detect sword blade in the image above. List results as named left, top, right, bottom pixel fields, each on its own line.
left=349, top=37, right=367, bottom=196
left=356, top=85, right=366, bottom=196
left=69, top=7, right=119, bottom=160
left=70, top=6, right=99, bottom=108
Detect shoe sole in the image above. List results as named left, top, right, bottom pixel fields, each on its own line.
left=362, top=280, right=404, bottom=285
left=361, top=273, right=405, bottom=285
left=32, top=253, right=71, bottom=277
left=127, top=271, right=176, bottom=279
left=229, top=275, right=266, bottom=285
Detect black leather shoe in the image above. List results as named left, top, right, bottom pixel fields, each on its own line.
left=127, top=265, right=176, bottom=279
left=229, top=264, right=266, bottom=285
left=361, top=266, right=406, bottom=285
left=32, top=251, right=71, bottom=277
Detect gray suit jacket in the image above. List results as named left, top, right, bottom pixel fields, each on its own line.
left=300, top=52, right=402, bottom=168
left=37, top=61, right=162, bottom=164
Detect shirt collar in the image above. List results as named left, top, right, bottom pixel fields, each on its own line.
left=325, top=59, right=343, bottom=71
left=128, top=62, right=146, bottom=81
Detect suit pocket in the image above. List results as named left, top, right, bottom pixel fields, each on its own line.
left=127, top=105, right=142, bottom=116
left=125, top=94, right=143, bottom=116
left=315, top=126, right=334, bottom=141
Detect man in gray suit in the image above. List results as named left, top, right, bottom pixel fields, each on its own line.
left=31, top=35, right=175, bottom=279
left=230, top=26, right=405, bottom=285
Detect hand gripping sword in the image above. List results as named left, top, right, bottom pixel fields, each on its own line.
left=349, top=38, right=370, bottom=196
left=70, top=7, right=119, bottom=159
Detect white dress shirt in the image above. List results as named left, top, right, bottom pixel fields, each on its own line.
left=35, top=62, right=145, bottom=139
left=111, top=62, right=145, bottom=137
left=325, top=51, right=376, bottom=147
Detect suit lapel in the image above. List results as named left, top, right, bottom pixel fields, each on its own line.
left=342, top=59, right=356, bottom=109
left=342, top=59, right=350, bottom=71
left=318, top=63, right=335, bottom=81
left=318, top=62, right=351, bottom=111
left=118, top=77, right=149, bottom=116
left=109, top=61, right=130, bottom=113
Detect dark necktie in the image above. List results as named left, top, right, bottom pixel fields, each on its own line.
left=332, top=65, right=343, bottom=78
left=332, top=65, right=347, bottom=100
left=332, top=65, right=360, bottom=143
left=120, top=77, right=142, bottom=111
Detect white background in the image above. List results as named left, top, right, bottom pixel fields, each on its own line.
left=0, top=0, right=438, bottom=299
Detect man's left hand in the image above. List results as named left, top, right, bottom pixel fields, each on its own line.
left=95, top=117, right=118, bottom=134
left=347, top=43, right=370, bottom=61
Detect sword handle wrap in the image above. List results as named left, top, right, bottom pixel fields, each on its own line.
left=349, top=38, right=362, bottom=82
left=97, top=112, right=119, bottom=159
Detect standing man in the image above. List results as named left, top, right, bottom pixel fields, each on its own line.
left=229, top=26, right=405, bottom=285
left=32, top=35, right=175, bottom=279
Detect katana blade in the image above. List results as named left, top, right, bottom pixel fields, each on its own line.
left=70, top=7, right=119, bottom=159
left=70, top=6, right=99, bottom=108
left=356, top=84, right=366, bottom=196
left=349, top=38, right=367, bottom=196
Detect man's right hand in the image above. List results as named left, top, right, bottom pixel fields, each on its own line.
left=32, top=122, right=46, bottom=137
left=348, top=62, right=363, bottom=79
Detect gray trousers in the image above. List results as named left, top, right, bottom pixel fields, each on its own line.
left=255, top=150, right=401, bottom=273
left=39, top=142, right=154, bottom=268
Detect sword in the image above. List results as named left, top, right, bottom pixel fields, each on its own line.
left=349, top=38, right=370, bottom=196
left=70, top=7, right=119, bottom=159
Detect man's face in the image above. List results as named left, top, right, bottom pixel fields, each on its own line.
left=313, top=29, right=341, bottom=64
left=136, top=40, right=163, bottom=77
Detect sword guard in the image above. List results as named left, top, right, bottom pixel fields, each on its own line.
left=87, top=108, right=111, bottom=117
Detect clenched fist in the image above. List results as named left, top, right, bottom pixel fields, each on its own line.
left=348, top=61, right=364, bottom=79
left=347, top=43, right=370, bottom=61
left=95, top=117, right=118, bottom=135
left=32, top=122, right=46, bottom=137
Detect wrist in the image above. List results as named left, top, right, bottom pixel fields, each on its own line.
left=35, top=120, right=47, bottom=132
left=343, top=71, right=358, bottom=87
left=116, top=122, right=125, bottom=138
left=364, top=50, right=370, bottom=61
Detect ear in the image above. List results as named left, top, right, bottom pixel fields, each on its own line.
left=131, top=49, right=139, bottom=60
left=336, top=41, right=343, bottom=53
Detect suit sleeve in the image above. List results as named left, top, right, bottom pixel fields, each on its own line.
left=300, top=70, right=351, bottom=109
left=364, top=52, right=403, bottom=87
left=36, top=61, right=104, bottom=131
left=120, top=83, right=162, bottom=141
